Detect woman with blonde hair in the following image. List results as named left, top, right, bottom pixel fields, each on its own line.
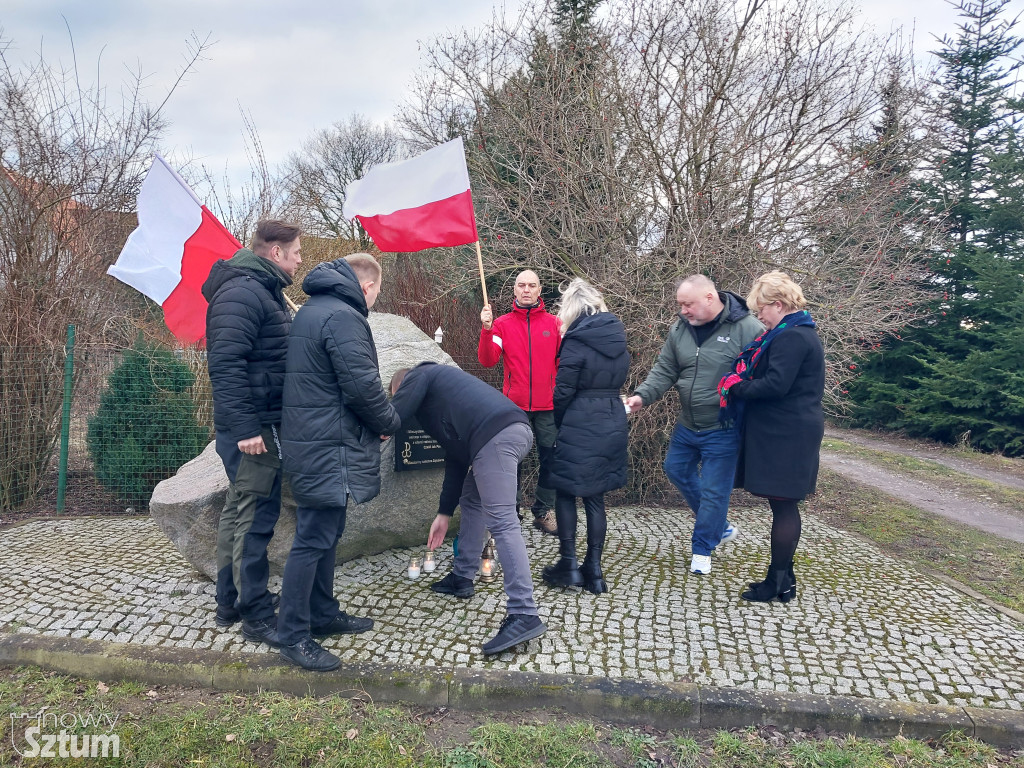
left=718, top=271, right=825, bottom=603
left=543, top=278, right=629, bottom=593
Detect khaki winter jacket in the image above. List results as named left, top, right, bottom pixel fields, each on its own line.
left=633, top=292, right=763, bottom=431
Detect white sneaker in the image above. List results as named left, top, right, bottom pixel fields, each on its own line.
left=690, top=554, right=712, bottom=575
left=720, top=523, right=740, bottom=545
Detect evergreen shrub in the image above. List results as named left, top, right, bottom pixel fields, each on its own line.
left=87, top=345, right=209, bottom=507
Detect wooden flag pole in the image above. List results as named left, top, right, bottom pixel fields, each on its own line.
left=284, top=294, right=300, bottom=313
left=474, top=240, right=489, bottom=308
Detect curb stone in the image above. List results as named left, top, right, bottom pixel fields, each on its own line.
left=1, top=633, right=1020, bottom=748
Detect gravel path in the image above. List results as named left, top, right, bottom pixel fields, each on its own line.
left=822, top=427, right=1024, bottom=544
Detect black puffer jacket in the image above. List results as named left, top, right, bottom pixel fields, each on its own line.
left=202, top=249, right=292, bottom=442
left=548, top=312, right=630, bottom=497
left=280, top=258, right=400, bottom=508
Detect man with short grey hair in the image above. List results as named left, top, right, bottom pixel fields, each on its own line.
left=626, top=275, right=762, bottom=576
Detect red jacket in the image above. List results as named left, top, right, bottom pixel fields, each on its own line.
left=478, top=299, right=560, bottom=411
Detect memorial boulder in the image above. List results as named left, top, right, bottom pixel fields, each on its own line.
left=149, top=313, right=458, bottom=580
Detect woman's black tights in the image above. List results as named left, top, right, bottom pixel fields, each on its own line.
left=769, top=498, right=801, bottom=569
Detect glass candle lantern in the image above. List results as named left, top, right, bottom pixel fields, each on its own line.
left=408, top=557, right=421, bottom=579
left=479, top=536, right=499, bottom=582
left=422, top=550, right=436, bottom=573
left=479, top=557, right=495, bottom=580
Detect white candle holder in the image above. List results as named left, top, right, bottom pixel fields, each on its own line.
left=408, top=557, right=421, bottom=579
left=422, top=550, right=436, bottom=573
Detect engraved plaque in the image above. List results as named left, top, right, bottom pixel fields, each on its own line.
left=394, top=414, right=446, bottom=472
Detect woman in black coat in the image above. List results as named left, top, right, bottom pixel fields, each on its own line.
left=718, top=271, right=825, bottom=603
left=543, top=279, right=630, bottom=594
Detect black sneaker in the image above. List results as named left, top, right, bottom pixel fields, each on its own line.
left=215, top=604, right=240, bottom=627
left=482, top=614, right=546, bottom=655
left=241, top=617, right=284, bottom=648
left=280, top=636, right=340, bottom=672
left=311, top=612, right=374, bottom=637
left=430, top=571, right=474, bottom=598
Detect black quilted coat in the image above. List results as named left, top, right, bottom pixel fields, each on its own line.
left=547, top=312, right=630, bottom=497
left=202, top=249, right=292, bottom=442
left=280, top=259, right=400, bottom=508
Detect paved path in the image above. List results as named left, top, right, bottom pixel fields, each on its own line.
left=825, top=427, right=1024, bottom=492
left=1, top=505, right=1022, bottom=713
left=819, top=453, right=1024, bottom=544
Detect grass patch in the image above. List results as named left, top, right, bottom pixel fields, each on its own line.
left=0, top=667, right=1021, bottom=767
left=811, top=468, right=1024, bottom=614
left=822, top=438, right=1024, bottom=515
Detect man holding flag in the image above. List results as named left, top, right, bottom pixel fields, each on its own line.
left=479, top=271, right=561, bottom=535
left=202, top=219, right=302, bottom=647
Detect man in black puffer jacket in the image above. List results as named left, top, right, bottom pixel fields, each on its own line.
left=277, top=254, right=401, bottom=672
left=202, top=220, right=301, bottom=648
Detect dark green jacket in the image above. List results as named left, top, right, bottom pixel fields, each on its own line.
left=634, top=292, right=762, bottom=431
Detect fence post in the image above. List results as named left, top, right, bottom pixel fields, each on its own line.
left=56, top=324, right=75, bottom=514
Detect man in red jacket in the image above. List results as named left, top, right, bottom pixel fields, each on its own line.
left=479, top=270, right=561, bottom=535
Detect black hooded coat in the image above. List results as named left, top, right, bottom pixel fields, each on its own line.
left=280, top=259, right=400, bottom=508
left=201, top=249, right=292, bottom=442
left=547, top=312, right=630, bottom=497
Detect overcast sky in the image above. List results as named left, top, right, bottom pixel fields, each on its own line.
left=0, top=0, right=990, bottom=189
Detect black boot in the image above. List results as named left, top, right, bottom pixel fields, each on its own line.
left=543, top=495, right=583, bottom=587
left=741, top=568, right=794, bottom=603
left=579, top=495, right=608, bottom=594
left=749, top=561, right=794, bottom=598
left=751, top=562, right=797, bottom=600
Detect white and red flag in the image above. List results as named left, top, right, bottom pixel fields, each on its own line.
left=342, top=137, right=478, bottom=252
left=108, top=155, right=241, bottom=345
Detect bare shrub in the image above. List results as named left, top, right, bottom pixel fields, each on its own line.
left=282, top=114, right=406, bottom=247
left=398, top=0, right=938, bottom=502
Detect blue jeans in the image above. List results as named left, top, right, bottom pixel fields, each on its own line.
left=663, top=424, right=740, bottom=557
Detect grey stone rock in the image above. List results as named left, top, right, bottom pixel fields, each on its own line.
left=149, top=313, right=461, bottom=581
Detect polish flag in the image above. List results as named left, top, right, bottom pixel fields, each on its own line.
left=108, top=155, right=241, bottom=345
left=343, top=137, right=478, bottom=252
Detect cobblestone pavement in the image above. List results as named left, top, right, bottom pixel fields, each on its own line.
left=2, top=505, right=1022, bottom=712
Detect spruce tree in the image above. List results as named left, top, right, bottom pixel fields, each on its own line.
left=849, top=0, right=1024, bottom=454
left=88, top=345, right=209, bottom=507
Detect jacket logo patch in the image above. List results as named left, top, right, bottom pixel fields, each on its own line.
left=542, top=331, right=551, bottom=337
left=717, top=335, right=731, bottom=343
